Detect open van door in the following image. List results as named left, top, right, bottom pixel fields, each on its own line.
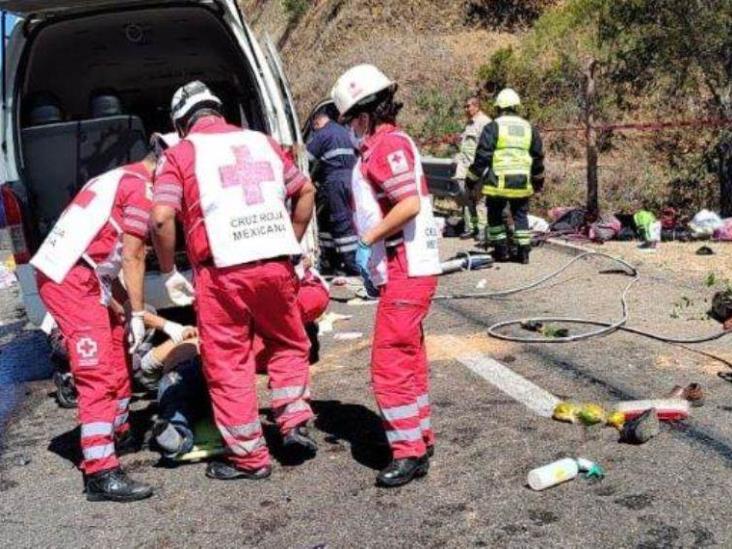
left=0, top=0, right=182, bottom=16
left=261, top=33, right=320, bottom=258
left=262, top=34, right=304, bottom=153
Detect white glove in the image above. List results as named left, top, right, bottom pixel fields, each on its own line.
left=128, top=311, right=146, bottom=355
left=162, top=321, right=190, bottom=344
left=163, top=267, right=195, bottom=306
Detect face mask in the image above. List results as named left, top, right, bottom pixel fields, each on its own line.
left=349, top=126, right=364, bottom=149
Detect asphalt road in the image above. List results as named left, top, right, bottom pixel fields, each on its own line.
left=1, top=238, right=732, bottom=548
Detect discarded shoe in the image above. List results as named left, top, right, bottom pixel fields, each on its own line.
left=696, top=245, right=714, bottom=256
left=85, top=468, right=153, bottom=502
left=205, top=461, right=272, bottom=481
left=376, top=455, right=429, bottom=488
left=283, top=425, right=318, bottom=457
left=620, top=408, right=660, bottom=444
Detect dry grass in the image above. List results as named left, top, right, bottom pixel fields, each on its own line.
left=241, top=0, right=519, bottom=127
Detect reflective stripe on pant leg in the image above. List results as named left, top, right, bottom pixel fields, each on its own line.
left=488, top=226, right=507, bottom=243
left=218, top=420, right=266, bottom=457
left=334, top=235, right=359, bottom=253
left=248, top=261, right=313, bottom=435
left=38, top=267, right=121, bottom=475
left=196, top=265, right=270, bottom=470
left=514, top=230, right=532, bottom=246
left=371, top=276, right=436, bottom=459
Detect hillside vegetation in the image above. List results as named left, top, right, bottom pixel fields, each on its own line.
left=240, top=0, right=732, bottom=217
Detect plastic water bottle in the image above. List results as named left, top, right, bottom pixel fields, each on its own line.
left=527, top=458, right=579, bottom=491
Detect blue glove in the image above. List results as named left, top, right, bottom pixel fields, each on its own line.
left=356, top=240, right=377, bottom=293
left=356, top=240, right=372, bottom=274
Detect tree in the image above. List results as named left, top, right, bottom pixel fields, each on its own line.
left=599, top=0, right=732, bottom=214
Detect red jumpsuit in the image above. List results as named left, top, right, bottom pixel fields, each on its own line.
left=36, top=163, right=152, bottom=475
left=360, top=124, right=438, bottom=460
left=254, top=268, right=330, bottom=373
left=154, top=116, right=313, bottom=471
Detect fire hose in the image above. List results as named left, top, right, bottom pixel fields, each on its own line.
left=434, top=250, right=731, bottom=345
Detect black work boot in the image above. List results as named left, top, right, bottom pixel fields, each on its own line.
left=206, top=460, right=272, bottom=481
left=517, top=245, right=531, bottom=265
left=492, top=242, right=509, bottom=262
left=376, top=455, right=429, bottom=488
left=426, top=445, right=435, bottom=458
left=85, top=468, right=153, bottom=502
left=283, top=424, right=318, bottom=457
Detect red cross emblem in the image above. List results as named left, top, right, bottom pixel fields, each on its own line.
left=219, top=146, right=274, bottom=206
left=76, top=337, right=98, bottom=359
left=75, top=188, right=97, bottom=208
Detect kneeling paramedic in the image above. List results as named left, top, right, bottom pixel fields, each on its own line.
left=31, top=144, right=159, bottom=502
left=151, top=81, right=317, bottom=481
left=331, top=65, right=442, bottom=487
left=467, top=88, right=545, bottom=264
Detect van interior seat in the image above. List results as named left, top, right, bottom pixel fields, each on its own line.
left=22, top=115, right=148, bottom=237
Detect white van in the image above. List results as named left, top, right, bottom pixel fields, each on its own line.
left=0, top=1, right=310, bottom=326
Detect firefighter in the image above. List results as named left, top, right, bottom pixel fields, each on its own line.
left=31, top=147, right=157, bottom=502
left=455, top=96, right=491, bottom=242
left=151, top=81, right=317, bottom=481
left=467, top=88, right=545, bottom=264
left=331, top=65, right=442, bottom=487
left=307, top=104, right=360, bottom=275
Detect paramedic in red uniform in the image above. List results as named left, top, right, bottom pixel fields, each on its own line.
left=32, top=152, right=157, bottom=502
left=151, top=81, right=317, bottom=481
left=331, top=65, right=443, bottom=487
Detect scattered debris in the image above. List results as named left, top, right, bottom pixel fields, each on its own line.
left=612, top=398, right=689, bottom=421
left=0, top=264, right=17, bottom=290
left=333, top=332, right=364, bottom=341
left=620, top=408, right=660, bottom=444
left=576, top=457, right=605, bottom=480
left=666, top=383, right=704, bottom=407
left=527, top=458, right=579, bottom=491
left=520, top=321, right=569, bottom=338
left=475, top=279, right=487, bottom=289
left=318, top=312, right=353, bottom=334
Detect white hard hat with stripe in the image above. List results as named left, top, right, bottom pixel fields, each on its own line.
left=170, top=81, right=222, bottom=122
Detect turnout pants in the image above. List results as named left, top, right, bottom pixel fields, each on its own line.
left=37, top=266, right=131, bottom=475
left=372, top=247, right=438, bottom=459
left=195, top=259, right=313, bottom=470
left=487, top=197, right=531, bottom=247
left=317, top=175, right=359, bottom=275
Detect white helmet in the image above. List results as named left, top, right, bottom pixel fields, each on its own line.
left=170, top=81, right=222, bottom=122
left=331, top=64, right=396, bottom=117
left=495, top=88, right=521, bottom=110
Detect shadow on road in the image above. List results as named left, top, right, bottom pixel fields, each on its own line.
left=48, top=426, right=81, bottom=468
left=312, top=400, right=390, bottom=471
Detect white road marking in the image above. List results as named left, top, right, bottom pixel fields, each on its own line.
left=447, top=338, right=560, bottom=417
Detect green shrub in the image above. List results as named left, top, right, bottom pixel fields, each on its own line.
left=282, top=0, right=309, bottom=22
